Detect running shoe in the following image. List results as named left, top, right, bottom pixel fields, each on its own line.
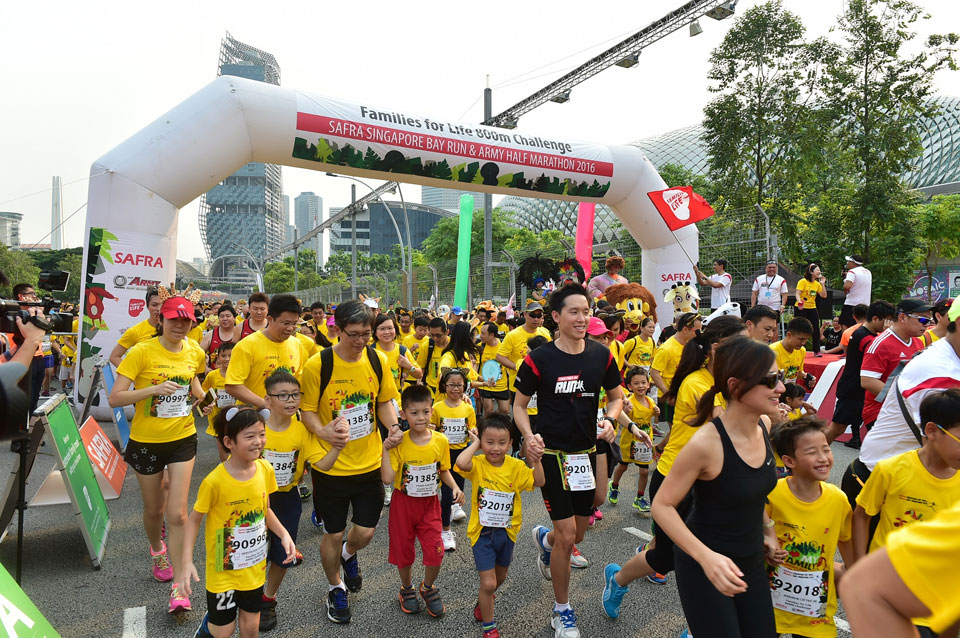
left=570, top=545, right=590, bottom=568
left=193, top=612, right=213, bottom=638
left=384, top=483, right=393, bottom=506
left=442, top=530, right=457, bottom=551
left=607, top=483, right=619, bottom=504
left=419, top=582, right=445, bottom=618
left=551, top=608, right=581, bottom=638
left=533, top=525, right=552, bottom=581
left=843, top=438, right=861, bottom=449
left=340, top=544, right=362, bottom=592
left=653, top=425, right=665, bottom=437
left=398, top=586, right=420, bottom=614
left=326, top=587, right=351, bottom=624
left=646, top=572, right=668, bottom=584
left=602, top=563, right=630, bottom=619
left=482, top=627, right=501, bottom=638
left=168, top=583, right=191, bottom=613
left=151, top=541, right=173, bottom=582
left=259, top=598, right=277, bottom=631
left=291, top=549, right=304, bottom=566
left=473, top=594, right=494, bottom=622
left=311, top=510, right=324, bottom=532
left=680, top=630, right=694, bottom=637
left=633, top=496, right=651, bottom=513
left=588, top=513, right=595, bottom=526
left=451, top=503, right=467, bottom=522
left=298, top=484, right=312, bottom=500
left=592, top=507, right=604, bottom=521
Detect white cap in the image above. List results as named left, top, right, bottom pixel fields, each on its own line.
left=363, top=299, right=379, bottom=309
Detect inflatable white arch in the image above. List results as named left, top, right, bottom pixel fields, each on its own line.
left=78, top=75, right=696, bottom=385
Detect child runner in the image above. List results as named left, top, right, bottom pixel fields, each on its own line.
left=853, top=389, right=960, bottom=638
left=181, top=407, right=297, bottom=638
left=609, top=366, right=658, bottom=513
left=382, top=384, right=464, bottom=618
left=773, top=382, right=818, bottom=477
left=621, top=316, right=657, bottom=372
left=768, top=416, right=854, bottom=638
left=770, top=317, right=814, bottom=385
left=457, top=414, right=545, bottom=638
left=431, top=368, right=477, bottom=551
left=258, top=371, right=340, bottom=631
left=202, top=342, right=237, bottom=462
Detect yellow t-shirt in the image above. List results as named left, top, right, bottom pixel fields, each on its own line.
left=193, top=459, right=277, bottom=593
left=300, top=347, right=399, bottom=476
left=438, top=351, right=479, bottom=383
left=225, top=331, right=305, bottom=400
left=620, top=393, right=655, bottom=466
left=622, top=335, right=656, bottom=370
left=657, top=367, right=725, bottom=476
left=771, top=341, right=806, bottom=384
left=923, top=329, right=941, bottom=347
left=373, top=342, right=408, bottom=398
left=766, top=478, right=852, bottom=638
left=388, top=430, right=450, bottom=494
left=416, top=339, right=445, bottom=392
left=117, top=319, right=158, bottom=350
left=651, top=336, right=684, bottom=398
left=431, top=400, right=477, bottom=451
left=795, top=278, right=822, bottom=310
left=402, top=331, right=426, bottom=353
left=295, top=331, right=319, bottom=360
left=498, top=325, right=551, bottom=392
left=116, top=338, right=206, bottom=443
left=609, top=339, right=625, bottom=373
left=263, top=415, right=312, bottom=493
left=856, top=449, right=960, bottom=553
left=455, top=454, right=535, bottom=545
left=201, top=368, right=235, bottom=435
left=479, top=342, right=508, bottom=393
left=187, top=325, right=204, bottom=344
left=887, top=500, right=960, bottom=634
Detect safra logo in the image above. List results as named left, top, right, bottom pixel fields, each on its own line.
left=554, top=374, right=584, bottom=394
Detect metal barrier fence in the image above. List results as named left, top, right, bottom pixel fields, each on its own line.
left=296, top=205, right=772, bottom=309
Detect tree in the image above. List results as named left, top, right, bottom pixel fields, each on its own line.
left=0, top=245, right=40, bottom=297
left=916, top=195, right=960, bottom=301
left=55, top=253, right=83, bottom=303
left=263, top=262, right=295, bottom=294
left=421, top=208, right=514, bottom=264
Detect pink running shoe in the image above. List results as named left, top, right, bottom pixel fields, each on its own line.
left=169, top=583, right=191, bottom=613
left=151, top=541, right=174, bottom=582
left=593, top=507, right=604, bottom=521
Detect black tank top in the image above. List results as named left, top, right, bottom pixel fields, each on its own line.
left=685, top=417, right=777, bottom=558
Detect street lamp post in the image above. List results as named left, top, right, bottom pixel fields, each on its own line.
left=230, top=242, right=264, bottom=292
left=394, top=184, right=414, bottom=306
left=351, top=184, right=357, bottom=298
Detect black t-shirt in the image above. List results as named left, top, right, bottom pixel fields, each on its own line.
left=822, top=327, right=842, bottom=351
left=836, top=326, right=875, bottom=399
left=515, top=339, right=622, bottom=452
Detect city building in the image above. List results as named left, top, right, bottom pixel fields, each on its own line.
left=294, top=191, right=323, bottom=265
left=329, top=201, right=455, bottom=258
left=421, top=186, right=485, bottom=213
left=0, top=212, right=23, bottom=248
left=198, top=33, right=284, bottom=287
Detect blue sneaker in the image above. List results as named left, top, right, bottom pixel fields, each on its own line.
left=326, top=586, right=351, bottom=624
left=532, top=525, right=552, bottom=581
left=602, top=563, right=629, bottom=619
left=193, top=612, right=212, bottom=638
left=680, top=630, right=694, bottom=637
left=633, top=496, right=651, bottom=513
left=637, top=541, right=668, bottom=584
left=550, top=607, right=581, bottom=638
left=340, top=543, right=362, bottom=592
left=607, top=483, right=619, bottom=504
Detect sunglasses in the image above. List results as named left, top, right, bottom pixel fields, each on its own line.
left=758, top=370, right=786, bottom=389
left=527, top=312, right=544, bottom=318
left=907, top=314, right=933, bottom=326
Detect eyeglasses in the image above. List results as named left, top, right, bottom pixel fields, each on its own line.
left=343, top=330, right=373, bottom=340
left=758, top=370, right=786, bottom=389
left=445, top=383, right=465, bottom=389
left=267, top=392, right=303, bottom=402
left=907, top=314, right=933, bottom=326
left=936, top=423, right=960, bottom=445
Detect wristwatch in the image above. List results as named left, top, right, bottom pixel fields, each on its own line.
left=600, top=416, right=616, bottom=429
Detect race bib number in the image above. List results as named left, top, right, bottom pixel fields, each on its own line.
left=770, top=566, right=826, bottom=618
left=404, top=463, right=438, bottom=497
left=631, top=440, right=653, bottom=463
left=342, top=404, right=374, bottom=441
left=597, top=409, right=605, bottom=437
left=528, top=393, right=538, bottom=410
left=560, top=453, right=595, bottom=491
left=156, top=386, right=191, bottom=418
left=478, top=487, right=514, bottom=528
left=442, top=417, right=467, bottom=444
left=221, top=517, right=267, bottom=571
left=216, top=389, right=237, bottom=408
left=263, top=449, right=298, bottom=487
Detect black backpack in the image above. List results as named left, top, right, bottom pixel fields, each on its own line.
left=316, top=345, right=385, bottom=426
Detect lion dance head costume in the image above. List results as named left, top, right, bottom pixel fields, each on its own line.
left=604, top=283, right=657, bottom=334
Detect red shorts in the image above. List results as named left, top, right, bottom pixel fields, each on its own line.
left=388, top=490, right=444, bottom=568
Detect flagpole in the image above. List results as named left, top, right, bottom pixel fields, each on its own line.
left=668, top=229, right=698, bottom=269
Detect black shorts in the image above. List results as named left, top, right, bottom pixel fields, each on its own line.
left=596, top=439, right=612, bottom=457
left=478, top=388, right=510, bottom=401
left=311, top=468, right=384, bottom=534
left=839, top=305, right=856, bottom=328
left=206, top=586, right=263, bottom=626
left=268, top=488, right=302, bottom=566
left=123, top=434, right=197, bottom=475
left=831, top=397, right=864, bottom=427
left=540, top=451, right=596, bottom=521
left=660, top=400, right=675, bottom=425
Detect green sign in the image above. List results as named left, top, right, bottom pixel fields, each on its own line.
left=46, top=399, right=110, bottom=566
left=0, top=562, right=60, bottom=637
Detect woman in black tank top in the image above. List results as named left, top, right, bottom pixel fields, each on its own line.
left=650, top=337, right=785, bottom=638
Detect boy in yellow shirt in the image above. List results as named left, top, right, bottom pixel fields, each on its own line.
left=610, top=367, right=658, bottom=512
left=457, top=413, right=545, bottom=638
left=770, top=316, right=813, bottom=385
left=768, top=416, right=854, bottom=638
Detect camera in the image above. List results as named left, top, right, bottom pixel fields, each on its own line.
left=0, top=269, right=75, bottom=339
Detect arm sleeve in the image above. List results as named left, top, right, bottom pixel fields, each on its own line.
left=467, top=406, right=477, bottom=430
left=263, top=460, right=278, bottom=495
left=651, top=346, right=669, bottom=373
left=861, top=347, right=886, bottom=379
left=514, top=355, right=540, bottom=396
left=845, top=271, right=856, bottom=284
left=299, top=355, right=323, bottom=413
left=389, top=445, right=402, bottom=474
left=117, top=327, right=139, bottom=350
left=779, top=278, right=788, bottom=293
left=201, top=374, right=213, bottom=392
left=601, top=351, right=623, bottom=391
left=193, top=476, right=214, bottom=514
left=855, top=463, right=889, bottom=516
left=514, top=459, right=535, bottom=492
left=115, top=343, right=143, bottom=380
left=752, top=278, right=760, bottom=292
left=838, top=498, right=853, bottom=542
left=224, top=341, right=252, bottom=386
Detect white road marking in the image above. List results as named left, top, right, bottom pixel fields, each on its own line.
left=622, top=526, right=653, bottom=541
left=122, top=606, right=146, bottom=638
left=835, top=617, right=851, bottom=634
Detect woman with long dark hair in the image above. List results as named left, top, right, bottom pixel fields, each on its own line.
left=796, top=262, right=827, bottom=355
left=439, top=321, right=480, bottom=381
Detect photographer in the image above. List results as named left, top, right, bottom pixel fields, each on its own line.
left=5, top=284, right=48, bottom=414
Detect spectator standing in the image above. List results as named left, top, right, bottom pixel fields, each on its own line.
left=840, top=255, right=872, bottom=329
left=795, top=262, right=828, bottom=355
left=586, top=256, right=629, bottom=300
left=694, top=259, right=733, bottom=312
left=750, top=260, right=788, bottom=313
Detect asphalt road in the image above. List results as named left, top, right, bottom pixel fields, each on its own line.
left=0, top=407, right=861, bottom=638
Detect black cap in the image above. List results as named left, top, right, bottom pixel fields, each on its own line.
left=897, top=298, right=934, bottom=314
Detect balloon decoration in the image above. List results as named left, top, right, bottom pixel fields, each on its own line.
left=576, top=202, right=595, bottom=282
left=454, top=194, right=474, bottom=308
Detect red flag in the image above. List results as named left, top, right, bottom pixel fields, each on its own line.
left=647, top=186, right=716, bottom=231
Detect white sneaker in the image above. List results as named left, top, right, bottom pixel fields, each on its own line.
left=451, top=503, right=467, bottom=523
left=383, top=483, right=392, bottom=506
left=551, top=608, right=581, bottom=638
left=441, top=530, right=456, bottom=551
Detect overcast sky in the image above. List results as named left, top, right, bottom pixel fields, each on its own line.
left=2, top=0, right=957, bottom=262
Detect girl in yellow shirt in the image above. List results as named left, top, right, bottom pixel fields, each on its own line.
left=431, top=369, right=477, bottom=551
left=611, top=367, right=658, bottom=512
left=796, top=263, right=827, bottom=355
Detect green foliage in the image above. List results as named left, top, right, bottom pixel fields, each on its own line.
left=0, top=245, right=40, bottom=297
left=55, top=252, right=83, bottom=303
left=917, top=195, right=960, bottom=300
left=421, top=208, right=515, bottom=264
